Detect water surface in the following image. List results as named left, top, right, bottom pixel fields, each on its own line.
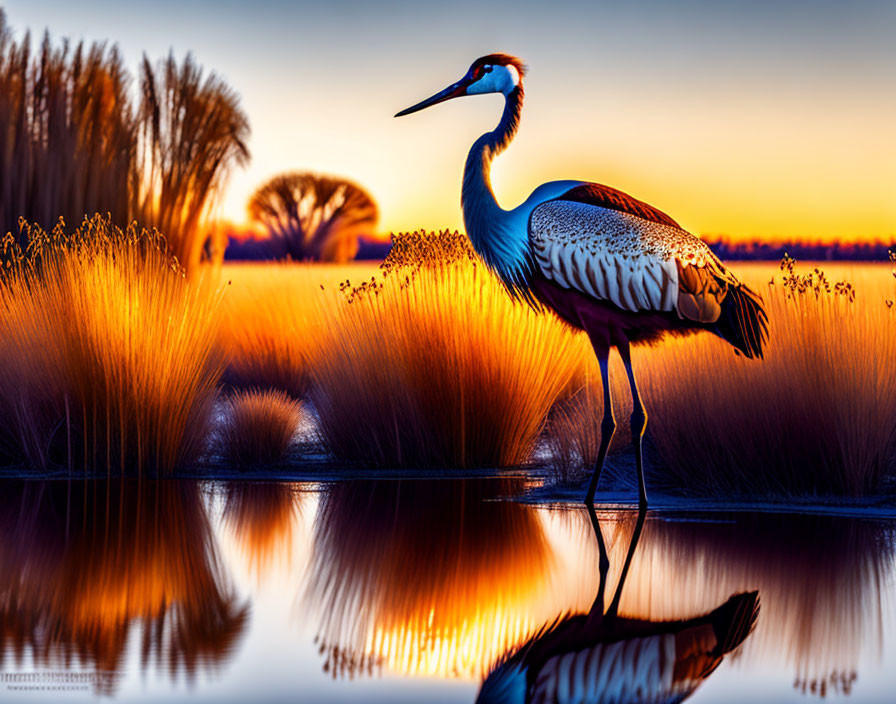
left=0, top=478, right=893, bottom=702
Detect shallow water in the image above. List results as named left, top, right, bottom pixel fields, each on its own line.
left=0, top=477, right=894, bottom=703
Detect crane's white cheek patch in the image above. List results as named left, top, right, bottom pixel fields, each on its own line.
left=468, top=65, right=520, bottom=95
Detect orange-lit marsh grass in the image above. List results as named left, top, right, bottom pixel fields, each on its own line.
left=220, top=389, right=302, bottom=467
left=0, top=215, right=223, bottom=474
left=308, top=231, right=584, bottom=469
left=218, top=262, right=372, bottom=397
left=640, top=260, right=896, bottom=496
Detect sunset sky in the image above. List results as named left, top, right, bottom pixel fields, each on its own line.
left=4, top=0, right=895, bottom=242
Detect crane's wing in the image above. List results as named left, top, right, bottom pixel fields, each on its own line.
left=529, top=195, right=738, bottom=324
left=530, top=632, right=718, bottom=704
left=556, top=183, right=682, bottom=229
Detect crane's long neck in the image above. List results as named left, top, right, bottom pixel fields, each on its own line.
left=462, top=86, right=532, bottom=294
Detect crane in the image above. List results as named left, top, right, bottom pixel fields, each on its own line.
left=396, top=53, right=768, bottom=507
left=474, top=506, right=760, bottom=703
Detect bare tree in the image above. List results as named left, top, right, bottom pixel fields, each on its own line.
left=248, top=172, right=378, bottom=262
left=134, top=52, right=250, bottom=270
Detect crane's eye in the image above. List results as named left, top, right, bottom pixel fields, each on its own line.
left=472, top=65, right=493, bottom=80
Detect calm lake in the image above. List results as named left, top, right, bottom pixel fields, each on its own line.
left=1, top=478, right=893, bottom=702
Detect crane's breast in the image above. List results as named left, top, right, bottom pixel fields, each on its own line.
left=529, top=200, right=726, bottom=321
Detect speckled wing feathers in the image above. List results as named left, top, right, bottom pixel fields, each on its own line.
left=558, top=183, right=681, bottom=228
left=530, top=200, right=733, bottom=323
left=531, top=633, right=711, bottom=704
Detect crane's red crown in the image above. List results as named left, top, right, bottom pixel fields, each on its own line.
left=469, top=54, right=527, bottom=80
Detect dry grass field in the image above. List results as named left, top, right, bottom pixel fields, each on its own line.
left=641, top=261, right=896, bottom=496
left=1, top=217, right=893, bottom=497
left=222, top=233, right=585, bottom=469
left=219, top=252, right=896, bottom=496
left=218, top=261, right=372, bottom=398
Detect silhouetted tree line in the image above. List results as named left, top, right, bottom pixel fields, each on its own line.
left=226, top=231, right=895, bottom=264
left=224, top=232, right=391, bottom=261
left=708, top=238, right=896, bottom=262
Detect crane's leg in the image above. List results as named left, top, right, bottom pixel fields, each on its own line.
left=617, top=340, right=648, bottom=509
left=584, top=342, right=615, bottom=505
left=585, top=503, right=610, bottom=629
left=607, top=504, right=647, bottom=619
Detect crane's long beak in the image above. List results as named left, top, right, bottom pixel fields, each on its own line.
left=395, top=80, right=468, bottom=117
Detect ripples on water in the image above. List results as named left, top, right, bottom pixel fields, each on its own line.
left=0, top=478, right=893, bottom=702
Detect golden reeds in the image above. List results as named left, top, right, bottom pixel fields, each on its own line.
left=0, top=215, right=223, bottom=474
left=220, top=389, right=302, bottom=467
left=134, top=52, right=250, bottom=270
left=0, top=14, right=135, bottom=236
left=308, top=231, right=584, bottom=468
left=640, top=261, right=896, bottom=496
left=217, top=253, right=896, bottom=494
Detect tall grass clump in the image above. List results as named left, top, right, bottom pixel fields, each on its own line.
left=220, top=389, right=302, bottom=468
left=308, top=231, right=584, bottom=468
left=134, top=52, right=250, bottom=270
left=0, top=12, right=134, bottom=234
left=641, top=259, right=896, bottom=496
left=0, top=12, right=249, bottom=271
left=0, top=215, right=223, bottom=474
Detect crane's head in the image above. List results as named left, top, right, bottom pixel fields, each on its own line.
left=395, top=54, right=526, bottom=117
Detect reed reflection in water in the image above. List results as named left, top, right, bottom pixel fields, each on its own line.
left=0, top=480, right=248, bottom=695
left=304, top=478, right=556, bottom=680
left=303, top=477, right=894, bottom=698
left=219, top=481, right=304, bottom=583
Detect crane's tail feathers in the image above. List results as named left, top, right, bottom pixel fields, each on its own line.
left=713, top=283, right=768, bottom=359
left=709, top=591, right=760, bottom=657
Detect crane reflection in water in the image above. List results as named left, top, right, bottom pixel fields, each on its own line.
left=0, top=480, right=247, bottom=696
left=476, top=507, right=759, bottom=703
left=608, top=511, right=892, bottom=697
